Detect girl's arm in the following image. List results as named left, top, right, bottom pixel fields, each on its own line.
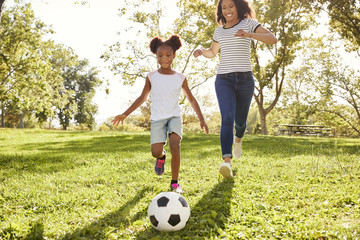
left=182, top=78, right=209, bottom=134
left=235, top=25, right=277, bottom=45
left=193, top=41, right=220, bottom=59
left=112, top=77, right=151, bottom=126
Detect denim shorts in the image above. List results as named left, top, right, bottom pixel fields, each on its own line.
left=150, top=116, right=183, bottom=145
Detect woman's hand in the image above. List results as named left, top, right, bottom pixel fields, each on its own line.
left=234, top=29, right=251, bottom=38
left=193, top=49, right=203, bottom=58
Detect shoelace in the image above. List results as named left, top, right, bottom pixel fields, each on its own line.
left=171, top=183, right=180, bottom=190
left=171, top=183, right=178, bottom=187
left=156, top=159, right=164, bottom=168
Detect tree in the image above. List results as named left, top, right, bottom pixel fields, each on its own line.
left=0, top=0, right=5, bottom=21
left=322, top=60, right=360, bottom=136
left=1, top=3, right=102, bottom=129
left=279, top=66, right=322, bottom=125
left=313, top=0, right=360, bottom=55
left=0, top=3, right=59, bottom=128
left=283, top=36, right=360, bottom=136
left=56, top=56, right=101, bottom=130
left=101, top=0, right=219, bottom=116
left=251, top=0, right=315, bottom=134
left=73, top=60, right=102, bottom=130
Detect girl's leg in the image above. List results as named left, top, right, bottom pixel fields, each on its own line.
left=150, top=119, right=167, bottom=175
left=151, top=143, right=165, bottom=159
left=168, top=132, right=181, bottom=180
left=152, top=142, right=166, bottom=176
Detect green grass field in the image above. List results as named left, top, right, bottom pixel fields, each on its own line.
left=0, top=129, right=359, bottom=239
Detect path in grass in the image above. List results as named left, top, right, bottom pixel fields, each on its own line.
left=0, top=129, right=359, bottom=239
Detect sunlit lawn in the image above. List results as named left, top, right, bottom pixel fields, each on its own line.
left=0, top=129, right=359, bottom=239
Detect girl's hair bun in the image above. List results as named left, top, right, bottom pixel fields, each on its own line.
left=165, top=34, right=182, bottom=52
left=149, top=36, right=164, bottom=54
left=149, top=34, right=182, bottom=54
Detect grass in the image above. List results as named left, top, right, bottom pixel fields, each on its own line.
left=0, top=128, right=359, bottom=239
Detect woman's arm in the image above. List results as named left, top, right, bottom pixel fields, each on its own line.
left=193, top=41, right=220, bottom=59
left=235, top=25, right=278, bottom=45
left=112, top=77, right=151, bottom=126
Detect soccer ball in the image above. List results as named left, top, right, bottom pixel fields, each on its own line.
left=148, top=192, right=191, bottom=232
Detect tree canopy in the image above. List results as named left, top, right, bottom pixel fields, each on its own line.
left=0, top=3, right=102, bottom=129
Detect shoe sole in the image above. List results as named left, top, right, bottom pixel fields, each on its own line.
left=219, top=166, right=233, bottom=178
left=172, top=189, right=183, bottom=194
left=155, top=169, right=164, bottom=175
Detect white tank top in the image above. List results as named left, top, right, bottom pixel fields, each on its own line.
left=147, top=70, right=185, bottom=121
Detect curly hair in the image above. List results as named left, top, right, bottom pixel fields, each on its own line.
left=149, top=34, right=182, bottom=54
left=216, top=0, right=256, bottom=25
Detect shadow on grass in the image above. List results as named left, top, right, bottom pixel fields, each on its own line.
left=245, top=135, right=360, bottom=157
left=53, top=179, right=234, bottom=239
left=0, top=133, right=150, bottom=175
left=60, top=186, right=154, bottom=240
left=18, top=133, right=150, bottom=154
left=0, top=133, right=217, bottom=176
left=24, top=221, right=45, bottom=240
left=2, top=132, right=358, bottom=177
left=183, top=133, right=359, bottom=160
left=134, top=179, right=235, bottom=239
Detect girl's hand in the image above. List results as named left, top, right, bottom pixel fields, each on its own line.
left=193, top=49, right=203, bottom=58
left=200, top=119, right=209, bottom=135
left=111, top=114, right=127, bottom=126
left=234, top=29, right=251, bottom=38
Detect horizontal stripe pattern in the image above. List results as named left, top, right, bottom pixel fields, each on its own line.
left=213, top=18, right=261, bottom=74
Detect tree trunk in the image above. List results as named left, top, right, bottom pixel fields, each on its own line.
left=19, top=112, right=25, bottom=129
left=1, top=102, right=4, bottom=128
left=259, top=108, right=268, bottom=135
left=0, top=0, right=5, bottom=21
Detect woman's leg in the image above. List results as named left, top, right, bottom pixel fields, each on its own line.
left=215, top=74, right=236, bottom=160
left=234, top=72, right=255, bottom=139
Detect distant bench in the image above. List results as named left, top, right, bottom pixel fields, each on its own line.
left=279, top=124, right=334, bottom=137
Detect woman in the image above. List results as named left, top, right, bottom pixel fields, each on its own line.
left=193, top=0, right=277, bottom=178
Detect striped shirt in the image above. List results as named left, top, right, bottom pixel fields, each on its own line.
left=213, top=18, right=261, bottom=74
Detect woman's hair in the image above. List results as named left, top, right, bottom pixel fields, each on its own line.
left=149, top=34, right=182, bottom=54
left=216, top=0, right=256, bottom=25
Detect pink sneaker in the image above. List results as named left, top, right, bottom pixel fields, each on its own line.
left=170, top=183, right=183, bottom=193
left=155, top=151, right=166, bottom=175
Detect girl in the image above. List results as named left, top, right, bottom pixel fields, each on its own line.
left=193, top=0, right=277, bottom=178
left=112, top=34, right=209, bottom=193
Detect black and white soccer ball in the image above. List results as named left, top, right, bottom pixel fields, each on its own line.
left=148, top=192, right=190, bottom=232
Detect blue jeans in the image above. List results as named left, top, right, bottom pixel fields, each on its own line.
left=215, top=71, right=255, bottom=159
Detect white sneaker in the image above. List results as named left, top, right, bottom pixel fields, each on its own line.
left=219, top=162, right=233, bottom=178
left=233, top=138, right=242, bottom=158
